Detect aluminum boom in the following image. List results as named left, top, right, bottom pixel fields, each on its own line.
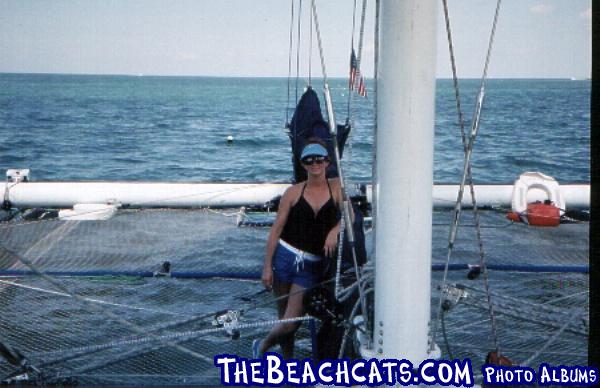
left=1, top=181, right=589, bottom=209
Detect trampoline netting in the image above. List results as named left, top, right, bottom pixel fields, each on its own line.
left=0, top=206, right=588, bottom=385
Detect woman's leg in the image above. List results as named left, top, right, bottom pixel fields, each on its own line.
left=274, top=280, right=295, bottom=356
left=260, top=282, right=305, bottom=358
left=278, top=283, right=305, bottom=358
left=259, top=279, right=290, bottom=353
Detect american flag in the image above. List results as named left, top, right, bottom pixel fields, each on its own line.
left=349, top=49, right=358, bottom=90
left=349, top=48, right=367, bottom=97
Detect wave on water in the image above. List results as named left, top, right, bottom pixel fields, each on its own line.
left=0, top=75, right=590, bottom=184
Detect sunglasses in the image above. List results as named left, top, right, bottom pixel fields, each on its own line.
left=301, top=156, right=328, bottom=165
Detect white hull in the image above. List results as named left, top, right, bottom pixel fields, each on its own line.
left=431, top=183, right=589, bottom=210
left=1, top=181, right=589, bottom=209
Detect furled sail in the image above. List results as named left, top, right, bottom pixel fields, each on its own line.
left=287, top=87, right=351, bottom=183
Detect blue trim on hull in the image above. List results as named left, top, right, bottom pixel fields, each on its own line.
left=0, top=264, right=588, bottom=278
left=0, top=270, right=263, bottom=279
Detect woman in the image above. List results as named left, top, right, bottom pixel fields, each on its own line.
left=253, top=140, right=342, bottom=359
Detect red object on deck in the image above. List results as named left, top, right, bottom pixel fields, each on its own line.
left=485, top=351, right=513, bottom=366
left=526, top=202, right=560, bottom=227
left=506, top=212, right=522, bottom=222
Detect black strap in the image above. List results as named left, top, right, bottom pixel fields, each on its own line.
left=300, top=182, right=307, bottom=197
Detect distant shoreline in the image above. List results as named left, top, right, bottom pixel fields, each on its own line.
left=0, top=72, right=590, bottom=81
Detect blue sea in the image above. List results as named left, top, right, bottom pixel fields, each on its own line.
left=0, top=73, right=590, bottom=184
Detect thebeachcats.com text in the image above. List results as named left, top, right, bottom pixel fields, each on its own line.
left=215, top=354, right=472, bottom=386
left=213, top=354, right=598, bottom=387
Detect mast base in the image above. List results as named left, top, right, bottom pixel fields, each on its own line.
left=353, top=315, right=443, bottom=361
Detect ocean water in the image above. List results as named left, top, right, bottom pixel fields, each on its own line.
left=0, top=73, right=590, bottom=184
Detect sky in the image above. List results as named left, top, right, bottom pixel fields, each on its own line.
left=0, top=0, right=591, bottom=79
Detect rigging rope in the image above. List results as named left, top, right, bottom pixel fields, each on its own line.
left=295, top=0, right=303, bottom=105
left=34, top=272, right=358, bottom=377
left=73, top=315, right=314, bottom=368
left=346, top=0, right=368, bottom=120
left=0, top=279, right=189, bottom=317
left=310, top=0, right=371, bottom=343
left=521, top=311, right=586, bottom=367
left=346, top=0, right=358, bottom=117
left=334, top=215, right=346, bottom=298
left=431, top=0, right=503, bottom=354
left=285, top=0, right=296, bottom=126
left=463, top=284, right=588, bottom=320
left=310, top=0, right=327, bottom=82
left=308, top=3, right=313, bottom=86
left=31, top=314, right=316, bottom=378
left=462, top=296, right=588, bottom=337
left=370, top=0, right=380, bottom=293
left=337, top=287, right=373, bottom=359
left=344, top=0, right=368, bottom=165
left=356, top=0, right=367, bottom=69
left=309, top=0, right=339, bottom=300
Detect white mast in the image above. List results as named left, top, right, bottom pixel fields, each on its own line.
left=373, top=0, right=437, bottom=363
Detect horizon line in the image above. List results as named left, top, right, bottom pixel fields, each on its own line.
left=0, top=71, right=590, bottom=81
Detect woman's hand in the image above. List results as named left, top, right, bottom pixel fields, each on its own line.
left=262, top=265, right=273, bottom=291
left=323, top=229, right=339, bottom=258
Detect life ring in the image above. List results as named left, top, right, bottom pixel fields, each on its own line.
left=511, top=172, right=565, bottom=215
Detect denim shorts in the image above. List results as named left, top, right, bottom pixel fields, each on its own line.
left=272, top=241, right=325, bottom=288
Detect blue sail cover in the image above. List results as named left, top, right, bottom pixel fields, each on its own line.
left=288, top=87, right=351, bottom=183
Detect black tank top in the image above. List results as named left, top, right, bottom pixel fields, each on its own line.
left=280, top=180, right=340, bottom=256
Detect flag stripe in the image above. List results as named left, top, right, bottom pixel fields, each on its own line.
left=358, top=76, right=367, bottom=97
left=350, top=48, right=367, bottom=97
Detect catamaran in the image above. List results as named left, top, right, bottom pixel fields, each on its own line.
left=0, top=0, right=589, bottom=385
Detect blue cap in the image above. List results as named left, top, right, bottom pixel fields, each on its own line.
left=301, top=143, right=328, bottom=160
